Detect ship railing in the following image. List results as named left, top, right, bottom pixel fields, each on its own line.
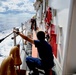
left=12, top=20, right=32, bottom=60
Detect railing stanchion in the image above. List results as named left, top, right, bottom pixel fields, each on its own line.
left=21, top=23, right=25, bottom=50
left=13, top=27, right=16, bottom=46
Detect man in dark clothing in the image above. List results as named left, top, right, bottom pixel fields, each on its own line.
left=30, top=18, right=37, bottom=31
left=13, top=30, right=54, bottom=75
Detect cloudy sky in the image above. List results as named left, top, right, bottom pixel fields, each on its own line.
left=0, top=0, right=36, bottom=14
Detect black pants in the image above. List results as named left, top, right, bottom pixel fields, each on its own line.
left=31, top=24, right=37, bottom=31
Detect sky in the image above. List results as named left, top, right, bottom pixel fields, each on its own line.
left=0, top=0, right=36, bottom=14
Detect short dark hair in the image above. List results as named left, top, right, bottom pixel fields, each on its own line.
left=37, top=31, right=45, bottom=41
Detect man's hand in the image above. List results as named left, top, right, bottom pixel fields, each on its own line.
left=13, top=28, right=34, bottom=44
left=13, top=29, right=19, bottom=34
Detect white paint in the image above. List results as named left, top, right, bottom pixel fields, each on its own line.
left=48, top=0, right=70, bottom=10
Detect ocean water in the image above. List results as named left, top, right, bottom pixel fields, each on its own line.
left=0, top=13, right=33, bottom=64
left=0, top=13, right=33, bottom=32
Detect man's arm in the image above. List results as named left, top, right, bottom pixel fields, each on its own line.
left=13, top=30, right=34, bottom=44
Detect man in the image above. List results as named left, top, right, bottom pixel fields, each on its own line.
left=30, top=18, right=37, bottom=31
left=13, top=30, right=54, bottom=75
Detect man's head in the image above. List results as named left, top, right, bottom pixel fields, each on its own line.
left=37, top=31, right=45, bottom=41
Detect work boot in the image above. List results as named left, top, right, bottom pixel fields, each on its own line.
left=32, top=69, right=39, bottom=75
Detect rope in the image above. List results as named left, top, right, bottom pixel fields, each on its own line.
left=0, top=32, right=13, bottom=43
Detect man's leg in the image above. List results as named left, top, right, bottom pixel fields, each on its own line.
left=26, top=56, right=42, bottom=74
